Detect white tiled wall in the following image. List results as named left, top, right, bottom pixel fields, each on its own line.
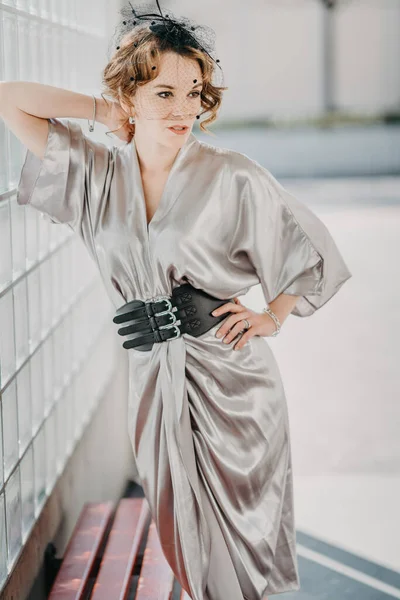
left=0, top=0, right=121, bottom=592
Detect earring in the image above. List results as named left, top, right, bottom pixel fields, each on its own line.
left=129, top=116, right=135, bottom=124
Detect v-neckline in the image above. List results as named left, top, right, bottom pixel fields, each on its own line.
left=130, top=133, right=198, bottom=234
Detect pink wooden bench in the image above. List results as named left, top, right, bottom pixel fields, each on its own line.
left=47, top=497, right=192, bottom=599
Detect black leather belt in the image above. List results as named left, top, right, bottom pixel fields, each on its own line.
left=113, top=283, right=235, bottom=351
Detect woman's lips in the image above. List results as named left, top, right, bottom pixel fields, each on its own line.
left=167, top=126, right=189, bottom=135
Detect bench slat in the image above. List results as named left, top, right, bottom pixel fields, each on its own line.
left=90, top=498, right=151, bottom=600
left=49, top=502, right=114, bottom=600
left=135, top=520, right=175, bottom=599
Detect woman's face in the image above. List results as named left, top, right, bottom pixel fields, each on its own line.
left=132, top=51, right=203, bottom=146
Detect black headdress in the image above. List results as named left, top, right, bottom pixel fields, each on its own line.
left=108, top=0, right=224, bottom=88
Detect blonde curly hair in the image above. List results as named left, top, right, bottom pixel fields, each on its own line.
left=101, top=26, right=228, bottom=136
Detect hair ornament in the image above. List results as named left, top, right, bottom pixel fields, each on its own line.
left=108, top=0, right=224, bottom=88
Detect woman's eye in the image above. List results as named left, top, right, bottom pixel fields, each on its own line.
left=157, top=91, right=201, bottom=99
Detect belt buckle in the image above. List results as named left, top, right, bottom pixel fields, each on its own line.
left=145, top=294, right=181, bottom=341
left=150, top=296, right=173, bottom=316
left=159, top=323, right=181, bottom=340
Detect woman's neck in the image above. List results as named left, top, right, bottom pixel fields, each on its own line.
left=134, top=128, right=182, bottom=174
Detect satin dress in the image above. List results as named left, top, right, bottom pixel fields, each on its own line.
left=17, top=118, right=352, bottom=599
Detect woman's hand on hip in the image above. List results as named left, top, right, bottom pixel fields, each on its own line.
left=211, top=297, right=278, bottom=350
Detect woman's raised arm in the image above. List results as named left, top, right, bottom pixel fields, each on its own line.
left=0, top=81, right=108, bottom=159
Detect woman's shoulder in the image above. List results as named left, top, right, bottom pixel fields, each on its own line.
left=195, top=137, right=297, bottom=217
left=196, top=136, right=275, bottom=182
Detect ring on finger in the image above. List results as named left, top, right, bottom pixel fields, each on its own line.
left=237, top=319, right=250, bottom=335
left=242, top=318, right=251, bottom=330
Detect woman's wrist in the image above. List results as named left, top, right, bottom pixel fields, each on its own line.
left=268, top=293, right=301, bottom=325
left=95, top=95, right=110, bottom=126
left=262, top=309, right=281, bottom=336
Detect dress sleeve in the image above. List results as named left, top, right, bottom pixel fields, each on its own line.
left=17, top=117, right=114, bottom=235
left=238, top=161, right=352, bottom=317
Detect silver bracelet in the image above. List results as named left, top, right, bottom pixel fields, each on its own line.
left=88, top=94, right=96, bottom=132
left=262, top=307, right=281, bottom=337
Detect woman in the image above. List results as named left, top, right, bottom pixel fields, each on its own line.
left=0, top=3, right=352, bottom=599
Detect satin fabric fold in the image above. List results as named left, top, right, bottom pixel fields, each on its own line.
left=17, top=118, right=352, bottom=598
left=159, top=338, right=211, bottom=598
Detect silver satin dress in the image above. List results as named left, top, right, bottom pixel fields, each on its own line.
left=17, top=118, right=352, bottom=599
